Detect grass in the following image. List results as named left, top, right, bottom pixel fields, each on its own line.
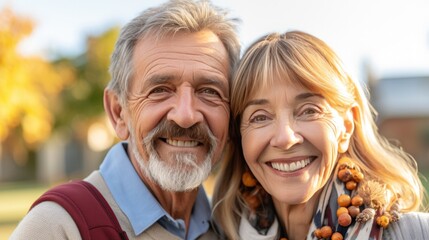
left=0, top=183, right=48, bottom=240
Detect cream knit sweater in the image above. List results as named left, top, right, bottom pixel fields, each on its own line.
left=10, top=171, right=219, bottom=240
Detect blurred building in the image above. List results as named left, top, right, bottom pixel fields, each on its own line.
left=370, top=75, right=429, bottom=169
left=0, top=120, right=114, bottom=184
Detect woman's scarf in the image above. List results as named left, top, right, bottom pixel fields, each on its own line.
left=307, top=172, right=383, bottom=239
left=239, top=167, right=384, bottom=239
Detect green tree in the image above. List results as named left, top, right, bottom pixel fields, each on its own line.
left=53, top=27, right=119, bottom=138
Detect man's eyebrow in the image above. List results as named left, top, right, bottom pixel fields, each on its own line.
left=143, top=74, right=229, bottom=95
left=143, top=74, right=173, bottom=87
left=139, top=74, right=174, bottom=93
left=144, top=74, right=227, bottom=86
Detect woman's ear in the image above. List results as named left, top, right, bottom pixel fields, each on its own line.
left=104, top=89, right=129, bottom=140
left=338, top=105, right=357, bottom=153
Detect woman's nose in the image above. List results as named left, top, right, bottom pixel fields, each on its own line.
left=166, top=87, right=203, bottom=128
left=270, top=122, right=303, bottom=149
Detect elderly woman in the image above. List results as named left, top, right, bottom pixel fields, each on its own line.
left=212, top=31, right=429, bottom=239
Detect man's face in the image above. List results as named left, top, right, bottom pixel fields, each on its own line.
left=125, top=30, right=230, bottom=191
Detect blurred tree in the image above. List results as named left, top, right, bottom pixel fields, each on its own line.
left=0, top=7, right=74, bottom=156
left=53, top=27, right=119, bottom=140
left=0, top=6, right=119, bottom=180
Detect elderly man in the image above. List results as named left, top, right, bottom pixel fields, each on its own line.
left=11, top=0, right=240, bottom=239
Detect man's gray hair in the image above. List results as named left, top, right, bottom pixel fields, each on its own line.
left=107, top=0, right=241, bottom=106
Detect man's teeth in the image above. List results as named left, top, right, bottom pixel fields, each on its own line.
left=271, top=158, right=311, bottom=172
left=166, top=139, right=199, bottom=147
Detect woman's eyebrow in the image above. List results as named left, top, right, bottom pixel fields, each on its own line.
left=295, top=92, right=324, bottom=101
left=243, top=93, right=324, bottom=111
left=243, top=99, right=268, bottom=109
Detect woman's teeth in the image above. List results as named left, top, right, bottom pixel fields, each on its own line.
left=271, top=158, right=311, bottom=172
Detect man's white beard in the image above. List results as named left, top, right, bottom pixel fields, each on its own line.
left=129, top=122, right=217, bottom=192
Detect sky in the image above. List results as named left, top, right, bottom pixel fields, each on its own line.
left=2, top=0, right=429, bottom=82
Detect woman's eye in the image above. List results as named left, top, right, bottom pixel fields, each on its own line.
left=297, top=106, right=324, bottom=120
left=302, top=108, right=318, bottom=115
left=249, top=115, right=268, bottom=123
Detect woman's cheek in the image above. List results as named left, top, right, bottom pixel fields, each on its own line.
left=241, top=128, right=263, bottom=164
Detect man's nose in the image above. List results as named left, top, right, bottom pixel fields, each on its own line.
left=166, top=87, right=203, bottom=128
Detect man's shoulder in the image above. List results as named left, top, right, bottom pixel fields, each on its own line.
left=10, top=201, right=81, bottom=240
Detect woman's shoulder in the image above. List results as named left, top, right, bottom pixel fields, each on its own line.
left=383, top=211, right=429, bottom=240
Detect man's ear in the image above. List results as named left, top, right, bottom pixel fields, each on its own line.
left=104, top=89, right=129, bottom=140
left=338, top=105, right=357, bottom=153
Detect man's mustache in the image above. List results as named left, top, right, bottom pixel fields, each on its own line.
left=146, top=119, right=216, bottom=146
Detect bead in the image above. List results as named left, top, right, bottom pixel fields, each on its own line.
left=320, top=226, right=333, bottom=238
left=337, top=194, right=351, bottom=207
left=377, top=215, right=390, bottom=228
left=352, top=170, right=364, bottom=182
left=332, top=232, right=344, bottom=240
left=338, top=212, right=352, bottom=227
left=337, top=206, right=348, bottom=217
left=346, top=180, right=357, bottom=190
left=242, top=192, right=261, bottom=209
left=348, top=205, right=360, bottom=218
left=338, top=168, right=353, bottom=182
left=242, top=171, right=257, bottom=187
left=314, top=228, right=322, bottom=238
left=351, top=195, right=364, bottom=206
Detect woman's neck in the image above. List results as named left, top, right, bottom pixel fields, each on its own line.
left=273, top=190, right=322, bottom=240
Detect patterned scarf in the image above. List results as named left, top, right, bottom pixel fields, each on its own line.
left=306, top=170, right=383, bottom=239
left=240, top=166, right=385, bottom=239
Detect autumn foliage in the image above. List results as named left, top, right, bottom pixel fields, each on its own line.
left=0, top=7, right=75, bottom=147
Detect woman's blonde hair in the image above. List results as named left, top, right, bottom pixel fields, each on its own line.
left=212, top=30, right=426, bottom=239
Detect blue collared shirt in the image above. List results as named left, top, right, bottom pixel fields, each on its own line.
left=99, top=142, right=212, bottom=239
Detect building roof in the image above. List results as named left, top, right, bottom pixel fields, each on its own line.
left=372, top=76, right=429, bottom=119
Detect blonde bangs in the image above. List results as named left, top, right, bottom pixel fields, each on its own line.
left=231, top=32, right=355, bottom=120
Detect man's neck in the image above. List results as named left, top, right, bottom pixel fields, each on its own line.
left=129, top=152, right=199, bottom=231
left=143, top=173, right=199, bottom=226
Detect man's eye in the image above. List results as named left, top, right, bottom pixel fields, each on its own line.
left=146, top=87, right=173, bottom=100
left=200, top=88, right=221, bottom=97
left=150, top=87, right=168, bottom=94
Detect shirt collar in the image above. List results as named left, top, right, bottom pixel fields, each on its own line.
left=99, top=142, right=211, bottom=239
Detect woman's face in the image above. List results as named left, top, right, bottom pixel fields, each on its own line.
left=240, top=79, right=353, bottom=204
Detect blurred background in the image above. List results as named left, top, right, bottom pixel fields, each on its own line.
left=1, top=0, right=429, bottom=238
